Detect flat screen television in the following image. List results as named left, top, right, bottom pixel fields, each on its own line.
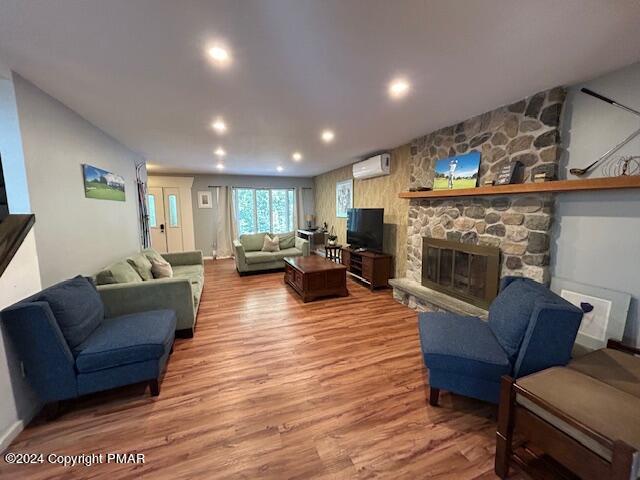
left=347, top=208, right=384, bottom=252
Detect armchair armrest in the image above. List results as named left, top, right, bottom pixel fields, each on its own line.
left=1, top=302, right=77, bottom=401
left=233, top=240, right=246, bottom=262
left=161, top=250, right=203, bottom=267
left=513, top=302, right=583, bottom=378
left=97, top=278, right=195, bottom=331
left=295, top=237, right=310, bottom=256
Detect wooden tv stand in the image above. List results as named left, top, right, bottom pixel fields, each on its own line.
left=341, top=247, right=392, bottom=290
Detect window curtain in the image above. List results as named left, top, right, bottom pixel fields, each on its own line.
left=294, top=187, right=306, bottom=230
left=214, top=186, right=236, bottom=258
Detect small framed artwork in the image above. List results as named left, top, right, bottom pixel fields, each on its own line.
left=197, top=191, right=213, bottom=209
left=495, top=160, right=524, bottom=185
left=550, top=277, right=631, bottom=353
left=433, top=151, right=481, bottom=190
left=336, top=179, right=353, bottom=218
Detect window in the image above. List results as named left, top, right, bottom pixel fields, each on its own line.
left=168, top=194, right=179, bottom=227
left=147, top=194, right=157, bottom=227
left=234, top=188, right=295, bottom=236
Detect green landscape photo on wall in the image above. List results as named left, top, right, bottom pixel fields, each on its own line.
left=83, top=164, right=126, bottom=201
left=433, top=151, right=481, bottom=190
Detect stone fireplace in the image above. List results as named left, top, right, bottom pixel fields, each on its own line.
left=393, top=87, right=565, bottom=314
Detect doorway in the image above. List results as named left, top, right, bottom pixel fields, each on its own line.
left=147, top=186, right=184, bottom=253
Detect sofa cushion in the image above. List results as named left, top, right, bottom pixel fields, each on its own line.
left=569, top=348, right=640, bottom=399
left=35, top=276, right=104, bottom=350
left=127, top=253, right=153, bottom=281
left=95, top=260, right=143, bottom=285
left=172, top=265, right=204, bottom=279
left=279, top=232, right=296, bottom=249
left=274, top=247, right=303, bottom=260
left=240, top=233, right=267, bottom=252
left=142, top=247, right=164, bottom=264
left=419, top=312, right=510, bottom=381
left=245, top=251, right=278, bottom=264
left=488, top=278, right=550, bottom=361
left=517, top=367, right=640, bottom=456
left=75, top=309, right=176, bottom=373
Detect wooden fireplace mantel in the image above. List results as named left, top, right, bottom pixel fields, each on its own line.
left=398, top=175, right=640, bottom=199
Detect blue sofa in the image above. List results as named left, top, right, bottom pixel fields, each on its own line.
left=418, top=277, right=584, bottom=405
left=0, top=276, right=175, bottom=411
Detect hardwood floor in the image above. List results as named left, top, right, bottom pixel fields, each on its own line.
left=1, top=259, right=521, bottom=479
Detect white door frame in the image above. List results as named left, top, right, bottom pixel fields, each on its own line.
left=147, top=176, right=195, bottom=251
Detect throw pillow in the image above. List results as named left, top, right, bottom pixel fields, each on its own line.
left=151, top=257, right=173, bottom=278
left=36, top=276, right=104, bottom=350
left=127, top=253, right=154, bottom=281
left=262, top=234, right=280, bottom=252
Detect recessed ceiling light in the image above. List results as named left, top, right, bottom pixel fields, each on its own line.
left=216, top=162, right=224, bottom=170
left=292, top=152, right=303, bottom=161
left=276, top=166, right=284, bottom=172
left=389, top=78, right=410, bottom=99
left=212, top=119, right=227, bottom=134
left=207, top=45, right=231, bottom=66
left=321, top=130, right=335, bottom=143
left=214, top=147, right=226, bottom=156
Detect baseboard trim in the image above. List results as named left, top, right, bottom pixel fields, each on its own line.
left=0, top=420, right=25, bottom=453
left=203, top=256, right=214, bottom=260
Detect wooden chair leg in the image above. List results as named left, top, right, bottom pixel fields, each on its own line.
left=495, top=376, right=516, bottom=479
left=149, top=378, right=160, bottom=397
left=429, top=387, right=440, bottom=406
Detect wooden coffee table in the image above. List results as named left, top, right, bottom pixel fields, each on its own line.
left=284, top=256, right=348, bottom=302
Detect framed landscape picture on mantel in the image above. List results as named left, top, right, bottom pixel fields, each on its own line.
left=336, top=179, right=353, bottom=218
left=433, top=151, right=481, bottom=190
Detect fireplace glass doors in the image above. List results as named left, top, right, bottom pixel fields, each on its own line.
left=421, top=238, right=500, bottom=309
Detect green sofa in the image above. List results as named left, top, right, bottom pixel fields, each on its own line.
left=233, top=232, right=309, bottom=274
left=94, top=249, right=203, bottom=337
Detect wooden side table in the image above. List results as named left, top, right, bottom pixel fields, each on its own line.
left=324, top=244, right=342, bottom=263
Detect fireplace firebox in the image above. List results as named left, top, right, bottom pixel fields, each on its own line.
left=421, top=238, right=500, bottom=309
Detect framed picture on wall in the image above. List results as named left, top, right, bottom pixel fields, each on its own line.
left=197, top=191, right=213, bottom=208
left=336, top=179, right=353, bottom=218
left=82, top=164, right=125, bottom=201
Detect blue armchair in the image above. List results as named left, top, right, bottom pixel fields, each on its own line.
left=1, top=276, right=176, bottom=413
left=418, top=277, right=583, bottom=405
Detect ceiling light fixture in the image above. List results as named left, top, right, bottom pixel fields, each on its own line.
left=214, top=147, right=226, bottom=156
left=292, top=152, right=303, bottom=161
left=207, top=45, right=231, bottom=66
left=277, top=166, right=284, bottom=172
left=212, top=119, right=227, bottom=134
left=389, top=78, right=410, bottom=99
left=216, top=162, right=224, bottom=170
left=321, top=130, right=335, bottom=143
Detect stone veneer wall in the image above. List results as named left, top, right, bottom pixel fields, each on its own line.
left=406, top=88, right=566, bottom=285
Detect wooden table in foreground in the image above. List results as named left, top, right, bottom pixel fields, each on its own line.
left=284, top=255, right=348, bottom=302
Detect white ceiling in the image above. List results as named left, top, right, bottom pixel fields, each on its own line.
left=1, top=1, right=639, bottom=177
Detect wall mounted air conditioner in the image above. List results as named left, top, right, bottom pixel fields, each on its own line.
left=352, top=153, right=391, bottom=180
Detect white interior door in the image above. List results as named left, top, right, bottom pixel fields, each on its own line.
left=148, top=187, right=167, bottom=253
left=163, top=187, right=184, bottom=252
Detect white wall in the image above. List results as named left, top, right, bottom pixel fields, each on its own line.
left=553, top=62, right=640, bottom=346
left=13, top=74, right=146, bottom=287
left=188, top=174, right=314, bottom=256
left=0, top=230, right=43, bottom=451
left=0, top=61, right=30, bottom=213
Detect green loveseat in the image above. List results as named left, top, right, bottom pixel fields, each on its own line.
left=233, top=232, right=309, bottom=274
left=94, top=249, right=203, bottom=337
